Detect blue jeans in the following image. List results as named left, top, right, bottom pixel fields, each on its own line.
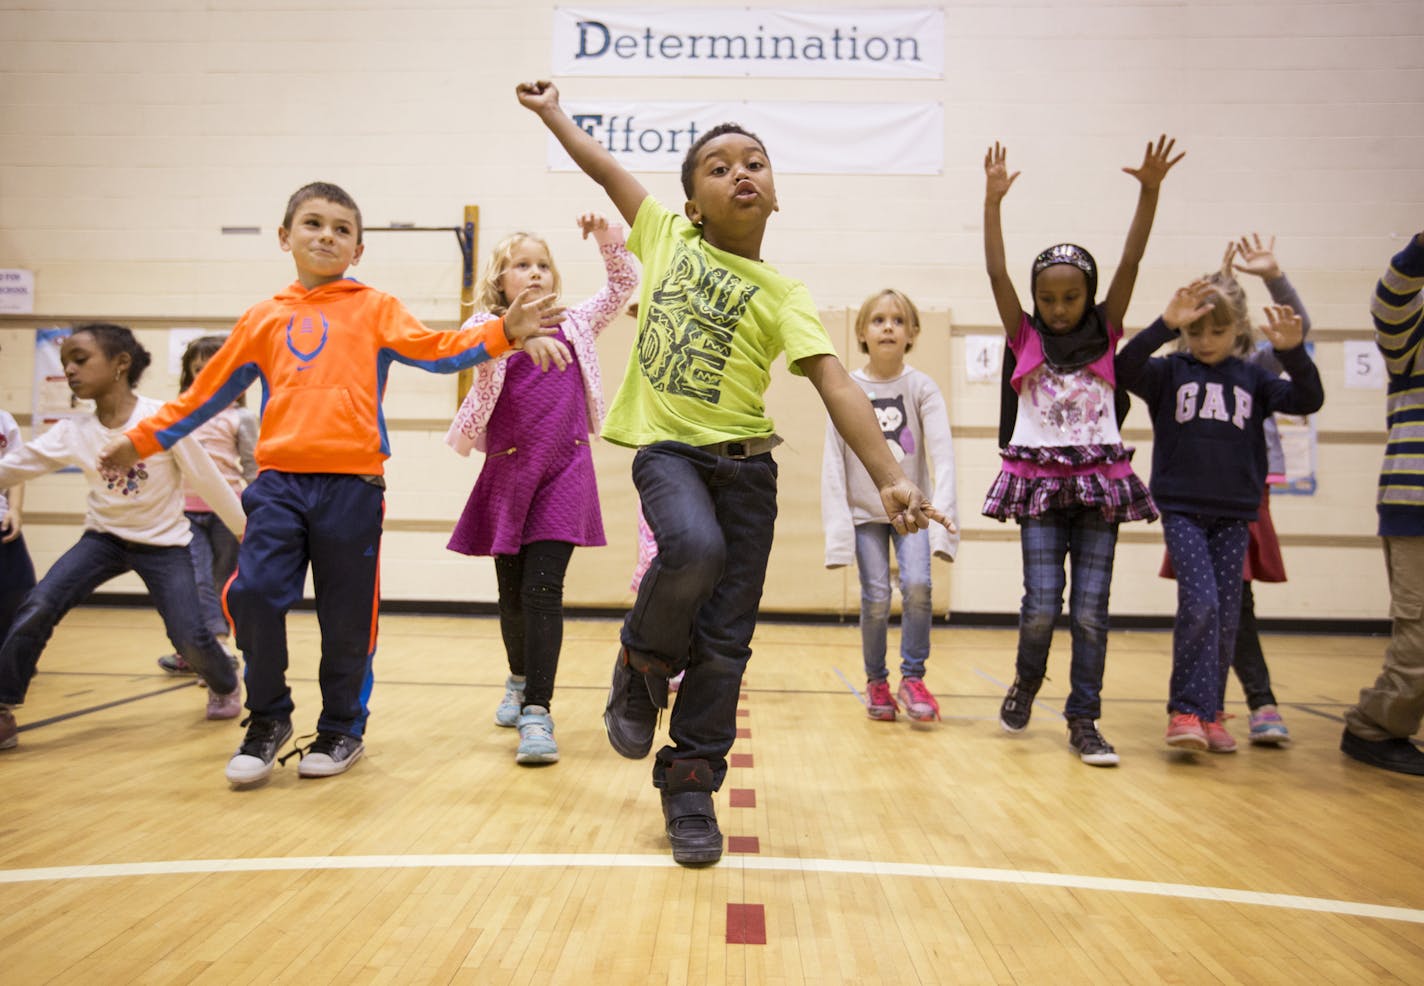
left=226, top=472, right=384, bottom=738
left=0, top=532, right=37, bottom=649
left=186, top=510, right=241, bottom=639
left=854, top=523, right=932, bottom=681
left=1161, top=511, right=1249, bottom=720
left=1016, top=509, right=1120, bottom=720
left=623, top=442, right=778, bottom=791
left=0, top=531, right=239, bottom=704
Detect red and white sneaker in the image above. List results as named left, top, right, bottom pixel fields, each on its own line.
left=865, top=679, right=898, bottom=721
left=896, top=677, right=941, bottom=722
left=1203, top=713, right=1238, bottom=753
left=1166, top=712, right=1209, bottom=751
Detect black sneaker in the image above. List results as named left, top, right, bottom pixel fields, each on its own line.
left=289, top=731, right=366, bottom=778
left=1340, top=728, right=1424, bottom=776
left=604, top=646, right=662, bottom=759
left=225, top=716, right=293, bottom=785
left=1067, top=717, right=1120, bottom=767
left=661, top=758, right=722, bottom=866
left=998, top=675, right=1042, bottom=733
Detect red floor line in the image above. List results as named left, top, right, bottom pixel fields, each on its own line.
left=726, top=903, right=767, bottom=945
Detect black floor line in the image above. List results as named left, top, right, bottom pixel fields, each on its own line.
left=17, top=682, right=199, bottom=733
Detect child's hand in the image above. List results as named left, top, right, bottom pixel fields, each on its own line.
left=1122, top=134, right=1185, bottom=190
left=0, top=507, right=20, bottom=543
left=1231, top=233, right=1282, bottom=281
left=98, top=436, right=139, bottom=478
left=577, top=213, right=608, bottom=238
left=984, top=142, right=1020, bottom=203
left=1162, top=279, right=1217, bottom=329
left=879, top=479, right=954, bottom=535
left=503, top=285, right=565, bottom=345
left=1259, top=304, right=1304, bottom=351
left=524, top=335, right=572, bottom=372
left=515, top=80, right=561, bottom=115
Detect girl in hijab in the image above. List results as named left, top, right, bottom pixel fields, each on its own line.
left=980, top=137, right=1182, bottom=767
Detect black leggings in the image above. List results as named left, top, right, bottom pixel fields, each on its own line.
left=493, top=540, right=574, bottom=711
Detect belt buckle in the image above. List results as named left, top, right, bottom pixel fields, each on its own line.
left=724, top=441, right=748, bottom=459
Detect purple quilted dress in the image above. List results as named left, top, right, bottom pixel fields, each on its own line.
left=447, top=326, right=605, bottom=556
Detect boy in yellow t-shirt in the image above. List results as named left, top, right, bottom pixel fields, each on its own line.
left=517, top=81, right=951, bottom=866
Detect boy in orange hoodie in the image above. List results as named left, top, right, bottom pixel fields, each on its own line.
left=101, top=182, right=559, bottom=786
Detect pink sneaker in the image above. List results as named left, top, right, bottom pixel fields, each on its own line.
left=1165, top=712, right=1208, bottom=751
left=1203, top=713, right=1238, bottom=753
left=206, top=687, right=242, bottom=721
left=865, top=679, right=898, bottom=721
left=896, top=678, right=941, bottom=722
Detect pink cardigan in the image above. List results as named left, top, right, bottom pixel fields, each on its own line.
left=446, top=225, right=638, bottom=455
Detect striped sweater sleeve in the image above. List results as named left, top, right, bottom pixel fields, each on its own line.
left=1373, top=234, right=1424, bottom=533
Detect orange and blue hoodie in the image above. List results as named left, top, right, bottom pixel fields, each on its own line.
left=128, top=278, right=511, bottom=476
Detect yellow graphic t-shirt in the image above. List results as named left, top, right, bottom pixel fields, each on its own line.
left=600, top=198, right=836, bottom=448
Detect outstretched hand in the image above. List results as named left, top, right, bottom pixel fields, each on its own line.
left=1162, top=279, right=1217, bottom=330
left=1259, top=304, right=1304, bottom=351
left=1122, top=134, right=1185, bottom=190
left=503, top=285, right=565, bottom=346
left=97, top=436, right=140, bottom=479
left=577, top=213, right=608, bottom=238
left=879, top=479, right=955, bottom=537
left=1230, top=232, right=1282, bottom=281
left=515, top=80, right=561, bottom=115
left=984, top=142, right=1020, bottom=203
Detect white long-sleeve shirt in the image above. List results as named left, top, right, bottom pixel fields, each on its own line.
left=0, top=395, right=245, bottom=547
left=822, top=365, right=960, bottom=566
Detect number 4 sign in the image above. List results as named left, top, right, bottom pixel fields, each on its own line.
left=1343, top=340, right=1386, bottom=390
left=964, top=335, right=1004, bottom=382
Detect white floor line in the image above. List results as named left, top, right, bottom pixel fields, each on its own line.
left=2, top=853, right=1420, bottom=925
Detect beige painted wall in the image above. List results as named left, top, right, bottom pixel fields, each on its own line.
left=1, top=0, right=1415, bottom=621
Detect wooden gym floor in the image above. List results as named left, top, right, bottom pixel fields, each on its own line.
left=2, top=608, right=1421, bottom=985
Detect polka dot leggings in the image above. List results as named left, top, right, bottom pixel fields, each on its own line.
left=1161, top=511, right=1250, bottom=720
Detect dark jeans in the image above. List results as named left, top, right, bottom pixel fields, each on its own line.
left=186, top=510, right=241, bottom=639
left=1162, top=511, right=1250, bottom=720
left=226, top=472, right=384, bottom=737
left=494, top=540, right=574, bottom=711
left=1228, top=581, right=1277, bottom=709
left=623, top=442, right=778, bottom=791
left=1015, top=509, right=1119, bottom=720
left=0, top=532, right=37, bottom=650
left=0, top=531, right=239, bottom=704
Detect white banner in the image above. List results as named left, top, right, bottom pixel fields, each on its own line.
left=553, top=101, right=943, bottom=175
left=553, top=7, right=944, bottom=79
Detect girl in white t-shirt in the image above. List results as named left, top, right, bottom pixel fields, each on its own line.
left=0, top=323, right=247, bottom=752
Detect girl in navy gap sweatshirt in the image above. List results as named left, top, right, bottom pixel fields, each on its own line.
left=1116, top=279, right=1324, bottom=753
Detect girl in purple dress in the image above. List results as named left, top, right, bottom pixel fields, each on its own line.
left=447, top=214, right=638, bottom=764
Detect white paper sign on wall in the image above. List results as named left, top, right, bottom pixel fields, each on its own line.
left=0, top=269, right=35, bottom=314
left=1343, top=340, right=1386, bottom=390
left=963, top=335, right=1004, bottom=383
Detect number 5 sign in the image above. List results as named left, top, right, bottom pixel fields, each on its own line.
left=1343, top=340, right=1386, bottom=390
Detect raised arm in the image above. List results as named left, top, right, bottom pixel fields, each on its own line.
left=517, top=81, right=650, bottom=227
left=1104, top=134, right=1185, bottom=328
left=983, top=142, right=1024, bottom=335
left=1373, top=231, right=1424, bottom=376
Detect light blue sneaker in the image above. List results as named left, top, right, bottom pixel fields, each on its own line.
left=494, top=675, right=525, bottom=728
left=515, top=707, right=559, bottom=764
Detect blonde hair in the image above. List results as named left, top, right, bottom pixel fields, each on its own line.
left=1179, top=272, right=1254, bottom=357
left=854, top=289, right=922, bottom=354
left=475, top=232, right=561, bottom=315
